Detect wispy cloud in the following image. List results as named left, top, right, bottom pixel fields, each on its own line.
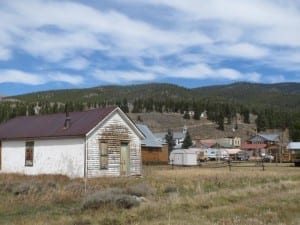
left=93, top=70, right=157, bottom=84
left=0, top=69, right=84, bottom=85
left=47, top=72, right=84, bottom=85
left=64, top=57, right=90, bottom=71
left=205, top=43, right=270, bottom=59
left=0, top=70, right=45, bottom=85
left=0, top=46, right=11, bottom=61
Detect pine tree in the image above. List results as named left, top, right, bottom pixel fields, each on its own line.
left=256, top=112, right=267, bottom=132
left=183, top=111, right=190, bottom=119
left=182, top=131, right=192, bottom=149
left=217, top=113, right=225, bottom=131
left=165, top=129, right=175, bottom=154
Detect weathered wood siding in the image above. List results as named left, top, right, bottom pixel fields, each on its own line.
left=141, top=144, right=169, bottom=164
left=86, top=111, right=142, bottom=178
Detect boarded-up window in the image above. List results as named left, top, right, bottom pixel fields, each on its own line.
left=25, top=141, right=34, bottom=166
left=100, top=141, right=108, bottom=169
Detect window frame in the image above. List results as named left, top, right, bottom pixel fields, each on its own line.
left=99, top=140, right=108, bottom=170
left=25, top=141, right=34, bottom=167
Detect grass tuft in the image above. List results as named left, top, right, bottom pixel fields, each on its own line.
left=126, top=183, right=155, bottom=197
left=81, top=188, right=140, bottom=210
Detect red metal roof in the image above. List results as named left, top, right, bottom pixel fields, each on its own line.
left=0, top=107, right=117, bottom=140
left=240, top=143, right=266, bottom=150
left=200, top=139, right=217, bottom=148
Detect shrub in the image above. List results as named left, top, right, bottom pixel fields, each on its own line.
left=99, top=218, right=121, bottom=225
left=12, top=182, right=42, bottom=195
left=163, top=185, right=178, bottom=193
left=71, top=219, right=91, bottom=225
left=0, top=180, right=16, bottom=193
left=126, top=183, right=155, bottom=197
left=64, top=183, right=85, bottom=194
left=115, top=194, right=140, bottom=209
left=81, top=188, right=140, bottom=210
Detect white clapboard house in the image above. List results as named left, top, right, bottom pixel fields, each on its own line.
left=0, top=107, right=144, bottom=178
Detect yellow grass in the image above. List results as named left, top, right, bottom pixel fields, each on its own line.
left=0, top=164, right=299, bottom=225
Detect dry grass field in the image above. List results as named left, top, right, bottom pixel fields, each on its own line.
left=0, top=164, right=299, bottom=225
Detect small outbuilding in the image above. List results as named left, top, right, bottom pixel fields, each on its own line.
left=287, top=142, right=300, bottom=166
left=169, top=148, right=201, bottom=166
left=0, top=107, right=145, bottom=178
left=137, top=124, right=168, bottom=164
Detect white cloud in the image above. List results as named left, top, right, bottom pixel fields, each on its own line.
left=1, top=0, right=211, bottom=61
left=0, top=69, right=84, bottom=85
left=64, top=57, right=90, bottom=70
left=93, top=61, right=262, bottom=84
left=167, top=65, right=261, bottom=82
left=0, top=70, right=45, bottom=85
left=265, top=75, right=286, bottom=83
left=93, top=70, right=157, bottom=84
left=0, top=46, right=11, bottom=60
left=47, top=73, right=84, bottom=85
left=20, top=31, right=105, bottom=62
left=206, top=43, right=269, bottom=59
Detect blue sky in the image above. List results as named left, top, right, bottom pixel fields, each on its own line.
left=1, top=0, right=300, bottom=96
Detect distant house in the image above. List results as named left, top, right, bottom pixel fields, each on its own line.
left=287, top=142, right=300, bottom=166
left=137, top=124, right=168, bottom=164
left=194, top=139, right=217, bottom=149
left=240, top=143, right=267, bottom=157
left=154, top=127, right=186, bottom=149
left=216, top=137, right=241, bottom=148
left=287, top=142, right=300, bottom=151
left=200, top=110, right=207, bottom=119
left=245, top=134, right=280, bottom=159
left=0, top=107, right=144, bottom=178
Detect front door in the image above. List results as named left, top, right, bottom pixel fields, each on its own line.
left=120, top=142, right=129, bottom=176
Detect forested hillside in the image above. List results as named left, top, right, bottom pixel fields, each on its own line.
left=1, top=82, right=300, bottom=141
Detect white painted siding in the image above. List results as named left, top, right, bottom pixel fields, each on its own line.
left=1, top=138, right=85, bottom=178
left=86, top=111, right=142, bottom=178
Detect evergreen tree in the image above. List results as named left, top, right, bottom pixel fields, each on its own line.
left=290, top=119, right=300, bottom=141
left=256, top=112, right=267, bottom=132
left=217, top=113, right=225, bottom=131
left=182, top=131, right=192, bottom=149
left=120, top=98, right=129, bottom=113
left=165, top=129, right=175, bottom=154
left=193, top=110, right=200, bottom=120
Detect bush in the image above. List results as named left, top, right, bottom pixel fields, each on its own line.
left=164, top=185, right=178, bottom=193
left=126, top=183, right=155, bottom=197
left=81, top=188, right=140, bottom=210
left=99, top=218, right=121, bottom=225
left=115, top=194, right=140, bottom=209
left=12, top=182, right=42, bottom=195
left=71, top=219, right=91, bottom=225
left=0, top=180, right=16, bottom=193
left=64, top=183, right=85, bottom=194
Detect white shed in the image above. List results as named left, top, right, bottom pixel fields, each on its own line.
left=169, top=148, right=201, bottom=166
left=0, top=107, right=144, bottom=178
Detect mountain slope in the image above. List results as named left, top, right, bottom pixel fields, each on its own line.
left=192, top=82, right=300, bottom=109
left=7, top=82, right=300, bottom=110
left=12, top=83, right=190, bottom=103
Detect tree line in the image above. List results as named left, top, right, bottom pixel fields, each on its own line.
left=0, top=97, right=300, bottom=141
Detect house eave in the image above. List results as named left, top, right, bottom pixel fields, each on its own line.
left=0, top=134, right=85, bottom=141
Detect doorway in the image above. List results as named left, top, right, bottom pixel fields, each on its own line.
left=120, top=142, right=130, bottom=176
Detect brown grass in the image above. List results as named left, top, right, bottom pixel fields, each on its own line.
left=0, top=165, right=299, bottom=225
